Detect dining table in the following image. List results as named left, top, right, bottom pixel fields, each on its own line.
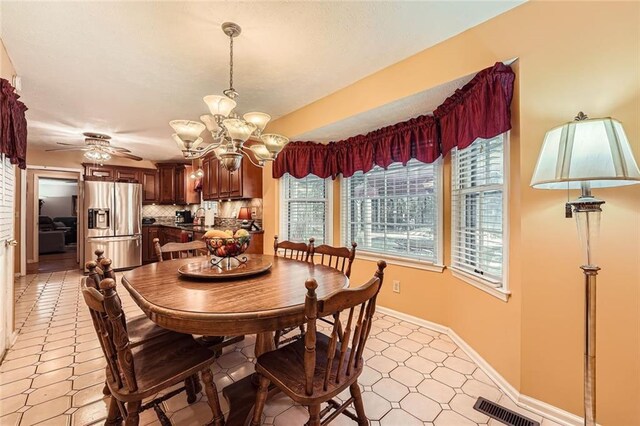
left=121, top=254, right=349, bottom=425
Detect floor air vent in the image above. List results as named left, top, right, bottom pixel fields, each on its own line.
left=473, top=397, right=540, bottom=426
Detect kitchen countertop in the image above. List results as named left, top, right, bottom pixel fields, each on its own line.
left=142, top=222, right=264, bottom=234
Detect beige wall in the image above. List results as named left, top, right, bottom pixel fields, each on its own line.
left=263, top=2, right=640, bottom=424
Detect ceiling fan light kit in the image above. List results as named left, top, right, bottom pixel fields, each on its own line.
left=170, top=22, right=289, bottom=172
left=46, top=131, right=143, bottom=162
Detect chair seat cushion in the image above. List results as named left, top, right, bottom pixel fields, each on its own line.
left=256, top=332, right=363, bottom=404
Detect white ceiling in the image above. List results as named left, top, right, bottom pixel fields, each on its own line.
left=1, top=1, right=522, bottom=161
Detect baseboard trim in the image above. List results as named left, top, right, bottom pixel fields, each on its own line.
left=376, top=305, right=585, bottom=426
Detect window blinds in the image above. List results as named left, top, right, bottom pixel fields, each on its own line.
left=281, top=174, right=329, bottom=244
left=451, top=135, right=505, bottom=285
left=342, top=160, right=440, bottom=262
left=0, top=154, right=15, bottom=242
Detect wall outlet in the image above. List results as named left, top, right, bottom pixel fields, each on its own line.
left=393, top=280, right=400, bottom=293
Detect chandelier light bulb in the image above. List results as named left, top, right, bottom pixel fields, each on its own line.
left=196, top=168, right=204, bottom=177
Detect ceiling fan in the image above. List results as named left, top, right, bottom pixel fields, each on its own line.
left=46, top=132, right=142, bottom=161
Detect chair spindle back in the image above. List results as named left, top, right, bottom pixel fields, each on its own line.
left=303, top=260, right=386, bottom=396
left=273, top=236, right=314, bottom=262
left=153, top=238, right=207, bottom=262
left=310, top=242, right=357, bottom=278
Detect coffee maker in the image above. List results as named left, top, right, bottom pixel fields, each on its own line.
left=175, top=210, right=193, bottom=224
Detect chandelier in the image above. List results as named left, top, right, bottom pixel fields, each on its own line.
left=170, top=22, right=289, bottom=172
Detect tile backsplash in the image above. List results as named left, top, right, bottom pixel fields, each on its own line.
left=142, top=198, right=263, bottom=220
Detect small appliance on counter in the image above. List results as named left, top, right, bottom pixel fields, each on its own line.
left=142, top=217, right=156, bottom=225
left=175, top=209, right=193, bottom=224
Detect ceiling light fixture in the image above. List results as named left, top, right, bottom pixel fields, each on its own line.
left=170, top=22, right=290, bottom=172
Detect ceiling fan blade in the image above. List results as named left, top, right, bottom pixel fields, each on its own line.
left=111, top=151, right=143, bottom=161
left=104, top=146, right=132, bottom=153
left=46, top=147, right=90, bottom=152
left=55, top=142, right=79, bottom=146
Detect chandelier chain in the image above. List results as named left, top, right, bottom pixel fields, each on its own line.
left=229, top=34, right=234, bottom=91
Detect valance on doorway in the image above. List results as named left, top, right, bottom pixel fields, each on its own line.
left=273, top=62, right=515, bottom=179
left=0, top=78, right=28, bottom=169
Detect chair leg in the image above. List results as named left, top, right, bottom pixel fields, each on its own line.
left=125, top=400, right=141, bottom=426
left=273, top=330, right=282, bottom=348
left=306, top=404, right=321, bottom=426
left=201, top=367, right=225, bottom=426
left=250, top=375, right=270, bottom=426
left=185, top=375, right=198, bottom=404
left=350, top=383, right=368, bottom=426
left=105, top=396, right=122, bottom=426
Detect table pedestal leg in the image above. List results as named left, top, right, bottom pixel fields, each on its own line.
left=222, top=331, right=276, bottom=426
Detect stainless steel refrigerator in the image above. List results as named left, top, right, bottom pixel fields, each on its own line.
left=83, top=181, right=142, bottom=270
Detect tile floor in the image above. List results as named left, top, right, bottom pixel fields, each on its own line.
left=1, top=270, right=561, bottom=426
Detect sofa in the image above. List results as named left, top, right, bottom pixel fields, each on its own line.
left=39, top=215, right=74, bottom=254
left=53, top=216, right=78, bottom=244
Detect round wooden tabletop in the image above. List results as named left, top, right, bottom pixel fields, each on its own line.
left=121, top=255, right=349, bottom=336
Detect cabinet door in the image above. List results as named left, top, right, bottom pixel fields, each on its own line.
left=84, top=164, right=114, bottom=180
left=142, top=226, right=161, bottom=263
left=229, top=166, right=242, bottom=199
left=201, top=157, right=211, bottom=200
left=219, top=167, right=231, bottom=199
left=142, top=170, right=159, bottom=204
left=158, top=166, right=176, bottom=204
left=174, top=166, right=186, bottom=205
left=241, top=159, right=263, bottom=199
left=209, top=157, right=220, bottom=200
left=115, top=168, right=141, bottom=182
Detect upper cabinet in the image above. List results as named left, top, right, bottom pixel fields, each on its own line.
left=156, top=163, right=199, bottom=205
left=83, top=163, right=198, bottom=205
left=141, top=169, right=159, bottom=204
left=202, top=155, right=262, bottom=201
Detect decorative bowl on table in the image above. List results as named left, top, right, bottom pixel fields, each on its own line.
left=202, top=229, right=251, bottom=269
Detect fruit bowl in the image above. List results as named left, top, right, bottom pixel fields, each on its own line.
left=203, top=235, right=251, bottom=258
left=202, top=229, right=251, bottom=269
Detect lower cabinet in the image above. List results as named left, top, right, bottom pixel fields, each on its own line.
left=142, top=226, right=161, bottom=264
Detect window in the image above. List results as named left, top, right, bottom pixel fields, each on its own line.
left=341, top=159, right=442, bottom=265
left=280, top=174, right=331, bottom=244
left=451, top=134, right=508, bottom=295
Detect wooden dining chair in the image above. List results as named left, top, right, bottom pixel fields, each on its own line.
left=273, top=235, right=314, bottom=262
left=153, top=238, right=207, bottom=262
left=273, top=236, right=315, bottom=348
left=309, top=242, right=357, bottom=278
left=309, top=242, right=358, bottom=341
left=81, top=276, right=226, bottom=426
left=250, top=260, right=387, bottom=426
left=87, top=259, right=205, bottom=402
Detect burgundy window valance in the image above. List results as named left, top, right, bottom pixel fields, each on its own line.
left=273, top=114, right=438, bottom=179
left=273, top=62, right=514, bottom=179
left=0, top=78, right=28, bottom=169
left=433, top=62, right=514, bottom=156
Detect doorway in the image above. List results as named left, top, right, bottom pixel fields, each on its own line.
left=25, top=168, right=83, bottom=274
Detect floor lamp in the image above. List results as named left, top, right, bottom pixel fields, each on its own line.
left=530, top=112, right=640, bottom=426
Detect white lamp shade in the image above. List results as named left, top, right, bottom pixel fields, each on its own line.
left=260, top=133, right=289, bottom=153
left=223, top=118, right=256, bottom=142
left=171, top=133, right=187, bottom=151
left=172, top=134, right=203, bottom=151
left=531, top=117, right=640, bottom=189
left=243, top=112, right=271, bottom=132
left=200, top=114, right=219, bottom=132
left=249, top=144, right=274, bottom=160
left=169, top=120, right=205, bottom=141
left=203, top=95, right=236, bottom=117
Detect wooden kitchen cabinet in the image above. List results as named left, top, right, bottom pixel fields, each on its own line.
left=156, top=163, right=195, bottom=205
left=141, top=170, right=159, bottom=204
left=203, top=155, right=262, bottom=200
left=84, top=164, right=115, bottom=180
left=114, top=168, right=141, bottom=182
left=142, top=225, right=161, bottom=264
left=201, top=155, right=220, bottom=201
